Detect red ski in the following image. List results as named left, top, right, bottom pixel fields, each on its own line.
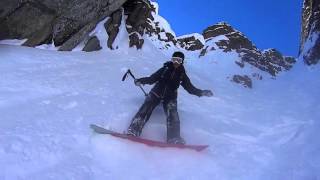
left=90, top=124, right=208, bottom=152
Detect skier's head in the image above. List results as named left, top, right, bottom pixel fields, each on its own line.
left=171, top=51, right=184, bottom=67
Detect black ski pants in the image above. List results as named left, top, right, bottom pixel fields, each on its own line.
left=128, top=93, right=181, bottom=141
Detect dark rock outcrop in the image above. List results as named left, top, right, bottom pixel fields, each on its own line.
left=300, top=0, right=320, bottom=65
left=203, top=23, right=255, bottom=51
left=231, top=75, right=252, bottom=88
left=0, top=1, right=56, bottom=46
left=104, top=9, right=122, bottom=49
left=0, top=0, right=21, bottom=22
left=117, top=0, right=177, bottom=50
left=241, top=49, right=296, bottom=76
left=54, top=0, right=127, bottom=50
left=123, top=0, right=152, bottom=49
left=177, top=35, right=204, bottom=51
left=58, top=20, right=100, bottom=51
left=0, top=0, right=127, bottom=50
left=202, top=22, right=257, bottom=53
left=82, top=36, right=102, bottom=52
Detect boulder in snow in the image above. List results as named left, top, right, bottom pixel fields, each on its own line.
left=231, top=75, right=252, bottom=88
left=82, top=36, right=102, bottom=52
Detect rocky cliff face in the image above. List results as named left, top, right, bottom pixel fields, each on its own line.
left=300, top=0, right=320, bottom=65
left=0, top=0, right=127, bottom=50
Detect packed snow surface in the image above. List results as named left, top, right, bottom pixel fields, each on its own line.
left=0, top=44, right=319, bottom=180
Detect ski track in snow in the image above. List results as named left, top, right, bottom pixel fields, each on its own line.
left=0, top=44, right=319, bottom=180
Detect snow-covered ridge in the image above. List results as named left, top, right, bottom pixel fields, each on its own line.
left=150, top=2, right=176, bottom=37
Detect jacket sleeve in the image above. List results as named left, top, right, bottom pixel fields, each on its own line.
left=181, top=73, right=203, bottom=97
left=138, top=66, right=165, bottom=85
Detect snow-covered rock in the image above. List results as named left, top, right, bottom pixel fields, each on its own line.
left=177, top=33, right=205, bottom=51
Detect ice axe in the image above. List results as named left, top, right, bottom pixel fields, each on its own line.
left=122, top=69, right=148, bottom=96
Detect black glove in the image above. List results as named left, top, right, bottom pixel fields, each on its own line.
left=201, top=90, right=213, bottom=97
left=134, top=79, right=142, bottom=86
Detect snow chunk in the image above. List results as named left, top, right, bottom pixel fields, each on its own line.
left=0, top=39, right=27, bottom=46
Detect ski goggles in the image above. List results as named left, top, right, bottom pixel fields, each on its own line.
left=172, top=57, right=183, bottom=64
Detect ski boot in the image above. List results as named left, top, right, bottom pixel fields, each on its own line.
left=167, top=137, right=186, bottom=145
left=127, top=124, right=141, bottom=137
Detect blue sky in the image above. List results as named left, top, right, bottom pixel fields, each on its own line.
left=156, top=0, right=303, bottom=57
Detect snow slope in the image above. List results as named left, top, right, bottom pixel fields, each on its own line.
left=0, top=43, right=319, bottom=180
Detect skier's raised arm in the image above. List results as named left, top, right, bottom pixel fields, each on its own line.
left=181, top=73, right=213, bottom=97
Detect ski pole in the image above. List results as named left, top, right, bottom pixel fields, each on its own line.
left=122, top=69, right=148, bottom=96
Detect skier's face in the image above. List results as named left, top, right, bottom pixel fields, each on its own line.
left=172, top=57, right=183, bottom=68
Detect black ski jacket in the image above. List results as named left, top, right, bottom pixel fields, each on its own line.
left=138, top=61, right=203, bottom=100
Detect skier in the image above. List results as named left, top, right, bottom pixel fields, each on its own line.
left=127, top=51, right=213, bottom=144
